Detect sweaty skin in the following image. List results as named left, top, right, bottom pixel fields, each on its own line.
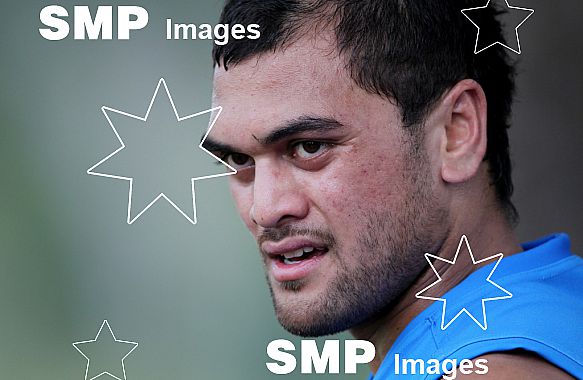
left=208, top=34, right=568, bottom=378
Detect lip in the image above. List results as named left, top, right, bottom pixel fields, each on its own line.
left=261, top=238, right=327, bottom=257
left=270, top=252, right=327, bottom=282
left=261, top=237, right=329, bottom=282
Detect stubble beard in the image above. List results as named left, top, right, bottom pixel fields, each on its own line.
left=265, top=145, right=448, bottom=337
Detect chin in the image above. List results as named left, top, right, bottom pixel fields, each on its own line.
left=275, top=305, right=353, bottom=337
left=270, top=281, right=354, bottom=337
left=276, top=309, right=337, bottom=337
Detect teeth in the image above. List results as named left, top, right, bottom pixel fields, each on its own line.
left=283, top=249, right=305, bottom=259
left=284, top=258, right=303, bottom=265
left=280, top=247, right=323, bottom=264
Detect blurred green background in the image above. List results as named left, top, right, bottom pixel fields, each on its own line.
left=0, top=0, right=581, bottom=379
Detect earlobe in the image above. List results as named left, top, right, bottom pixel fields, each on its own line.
left=440, top=79, right=488, bottom=184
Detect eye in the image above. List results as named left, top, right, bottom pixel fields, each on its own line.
left=225, top=152, right=254, bottom=170
left=292, top=141, right=328, bottom=159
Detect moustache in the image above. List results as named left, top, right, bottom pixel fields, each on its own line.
left=258, top=225, right=337, bottom=249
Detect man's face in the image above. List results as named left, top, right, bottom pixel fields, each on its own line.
left=208, top=37, right=448, bottom=336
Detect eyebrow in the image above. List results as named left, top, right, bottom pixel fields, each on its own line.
left=200, top=137, right=237, bottom=154
left=261, top=116, right=344, bottom=145
left=201, top=115, right=345, bottom=154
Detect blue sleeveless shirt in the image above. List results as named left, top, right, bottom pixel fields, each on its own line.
left=369, top=234, right=583, bottom=379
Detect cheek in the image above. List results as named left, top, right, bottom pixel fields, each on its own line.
left=229, top=180, right=254, bottom=229
left=311, top=154, right=406, bottom=219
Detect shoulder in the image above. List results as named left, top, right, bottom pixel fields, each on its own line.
left=449, top=350, right=574, bottom=379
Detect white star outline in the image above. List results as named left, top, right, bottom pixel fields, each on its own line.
left=72, top=320, right=138, bottom=380
left=87, top=78, right=237, bottom=224
left=462, top=0, right=535, bottom=54
left=415, top=235, right=513, bottom=330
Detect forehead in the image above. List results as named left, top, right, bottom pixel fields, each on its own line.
left=214, top=36, right=343, bottom=96
left=210, top=36, right=400, bottom=149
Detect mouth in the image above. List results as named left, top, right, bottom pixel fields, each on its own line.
left=278, top=246, right=328, bottom=265
left=262, top=240, right=330, bottom=283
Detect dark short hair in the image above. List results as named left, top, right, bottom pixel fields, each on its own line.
left=212, top=0, right=518, bottom=221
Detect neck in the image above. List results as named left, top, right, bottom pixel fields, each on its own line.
left=349, top=204, right=522, bottom=374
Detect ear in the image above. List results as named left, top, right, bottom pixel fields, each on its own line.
left=439, top=79, right=488, bottom=184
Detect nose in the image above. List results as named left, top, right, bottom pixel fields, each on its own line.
left=250, top=161, right=309, bottom=228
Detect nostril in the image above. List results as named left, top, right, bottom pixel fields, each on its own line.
left=249, top=204, right=257, bottom=225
